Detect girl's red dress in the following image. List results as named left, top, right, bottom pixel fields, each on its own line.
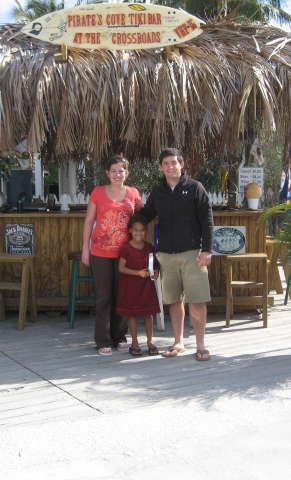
left=116, top=241, right=161, bottom=317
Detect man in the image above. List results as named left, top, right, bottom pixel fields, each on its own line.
left=141, top=148, right=213, bottom=360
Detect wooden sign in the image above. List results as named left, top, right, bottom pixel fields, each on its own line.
left=5, top=223, right=34, bottom=254
left=20, top=3, right=204, bottom=50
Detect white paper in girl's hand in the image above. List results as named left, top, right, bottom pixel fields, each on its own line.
left=148, top=253, right=165, bottom=331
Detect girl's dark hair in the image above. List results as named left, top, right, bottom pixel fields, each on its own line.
left=107, top=155, right=129, bottom=171
left=129, top=214, right=147, bottom=229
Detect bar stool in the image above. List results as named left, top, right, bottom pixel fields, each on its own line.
left=226, top=253, right=268, bottom=328
left=266, top=238, right=283, bottom=294
left=67, top=251, right=97, bottom=328
left=0, top=253, right=37, bottom=330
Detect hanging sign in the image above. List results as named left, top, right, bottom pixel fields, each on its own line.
left=20, top=3, right=204, bottom=50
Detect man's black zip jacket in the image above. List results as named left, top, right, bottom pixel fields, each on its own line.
left=141, top=174, right=214, bottom=254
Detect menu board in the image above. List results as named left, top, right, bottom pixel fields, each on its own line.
left=238, top=167, right=264, bottom=193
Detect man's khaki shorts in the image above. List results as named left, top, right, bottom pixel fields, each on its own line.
left=157, top=250, right=211, bottom=304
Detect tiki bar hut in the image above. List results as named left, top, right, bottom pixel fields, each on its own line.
left=1, top=18, right=291, bottom=169
left=0, top=14, right=291, bottom=313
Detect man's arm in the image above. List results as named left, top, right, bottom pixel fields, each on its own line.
left=198, top=251, right=212, bottom=267
left=140, top=191, right=158, bottom=223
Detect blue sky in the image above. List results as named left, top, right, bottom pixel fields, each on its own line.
left=0, top=0, right=77, bottom=24
left=1, top=0, right=290, bottom=29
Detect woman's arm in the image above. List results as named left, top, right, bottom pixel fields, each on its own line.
left=140, top=191, right=157, bottom=223
left=119, top=257, right=150, bottom=278
left=82, top=200, right=96, bottom=266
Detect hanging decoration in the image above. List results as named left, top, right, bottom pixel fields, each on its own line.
left=250, top=138, right=264, bottom=165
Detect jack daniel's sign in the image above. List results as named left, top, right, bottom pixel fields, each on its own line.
left=5, top=224, right=34, bottom=254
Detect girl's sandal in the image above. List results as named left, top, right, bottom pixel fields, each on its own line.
left=129, top=347, right=143, bottom=356
left=148, top=345, right=159, bottom=355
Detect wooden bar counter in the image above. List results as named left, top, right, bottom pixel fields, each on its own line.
left=0, top=209, right=267, bottom=313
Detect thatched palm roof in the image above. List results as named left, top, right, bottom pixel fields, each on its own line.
left=0, top=19, right=291, bottom=172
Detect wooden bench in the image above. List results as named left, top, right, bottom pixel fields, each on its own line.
left=0, top=253, right=37, bottom=330
left=226, top=253, right=268, bottom=328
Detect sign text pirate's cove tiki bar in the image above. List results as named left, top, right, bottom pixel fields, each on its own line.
left=21, top=3, right=204, bottom=50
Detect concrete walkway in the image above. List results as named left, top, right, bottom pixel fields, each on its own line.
left=1, top=289, right=291, bottom=480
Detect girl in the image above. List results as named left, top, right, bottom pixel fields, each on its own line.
left=82, top=156, right=143, bottom=356
left=117, top=214, right=160, bottom=356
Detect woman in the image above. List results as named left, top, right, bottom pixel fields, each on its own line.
left=82, top=155, right=143, bottom=355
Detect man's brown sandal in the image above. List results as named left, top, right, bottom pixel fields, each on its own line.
left=194, top=349, right=210, bottom=361
left=163, top=346, right=186, bottom=357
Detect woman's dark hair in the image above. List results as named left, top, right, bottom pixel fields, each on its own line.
left=107, top=155, right=129, bottom=171
left=129, top=214, right=147, bottom=229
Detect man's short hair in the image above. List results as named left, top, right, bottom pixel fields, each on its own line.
left=159, top=148, right=184, bottom=165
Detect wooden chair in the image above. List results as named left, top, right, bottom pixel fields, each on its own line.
left=266, top=238, right=283, bottom=294
left=266, top=239, right=291, bottom=301
left=0, top=253, right=37, bottom=330
left=278, top=245, right=291, bottom=302
left=226, top=253, right=268, bottom=328
left=266, top=238, right=291, bottom=304
left=67, top=251, right=97, bottom=328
